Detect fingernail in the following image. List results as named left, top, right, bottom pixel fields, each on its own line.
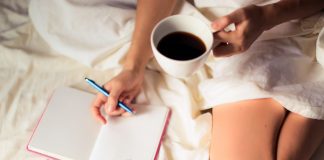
left=211, top=21, right=218, bottom=27
left=212, top=26, right=219, bottom=32
left=212, top=22, right=221, bottom=31
left=123, top=112, right=132, bottom=117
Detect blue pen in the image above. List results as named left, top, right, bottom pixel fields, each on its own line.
left=84, top=77, right=134, bottom=114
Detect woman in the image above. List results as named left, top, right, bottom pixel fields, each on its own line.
left=90, top=0, right=324, bottom=159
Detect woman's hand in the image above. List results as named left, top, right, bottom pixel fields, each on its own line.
left=91, top=68, right=144, bottom=124
left=89, top=0, right=176, bottom=124
left=212, top=5, right=267, bottom=57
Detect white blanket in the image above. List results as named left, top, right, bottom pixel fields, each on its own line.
left=0, top=0, right=323, bottom=160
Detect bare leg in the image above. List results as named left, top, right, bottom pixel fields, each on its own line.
left=277, top=112, right=324, bottom=160
left=210, top=98, right=286, bottom=160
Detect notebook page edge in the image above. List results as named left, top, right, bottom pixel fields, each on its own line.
left=153, top=108, right=171, bottom=160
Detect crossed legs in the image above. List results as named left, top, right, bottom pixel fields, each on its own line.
left=210, top=98, right=324, bottom=160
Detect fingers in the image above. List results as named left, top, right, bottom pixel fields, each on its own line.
left=213, top=27, right=253, bottom=57
left=212, top=11, right=241, bottom=57
left=213, top=43, right=238, bottom=57
left=91, top=93, right=107, bottom=124
left=121, top=95, right=136, bottom=117
left=106, top=90, right=138, bottom=116
left=104, top=82, right=123, bottom=114
left=91, top=90, right=137, bottom=124
left=211, top=11, right=241, bottom=31
left=108, top=107, right=126, bottom=116
left=213, top=31, right=236, bottom=43
left=121, top=98, right=136, bottom=117
left=213, top=31, right=239, bottom=56
left=92, top=72, right=141, bottom=122
left=91, top=91, right=136, bottom=124
left=212, top=16, right=232, bottom=31
left=211, top=8, right=248, bottom=57
left=104, top=81, right=139, bottom=115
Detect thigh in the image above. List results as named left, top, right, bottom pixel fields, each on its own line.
left=210, top=98, right=287, bottom=160
left=277, top=112, right=324, bottom=160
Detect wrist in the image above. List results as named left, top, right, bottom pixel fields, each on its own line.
left=123, top=49, right=153, bottom=73
left=123, top=33, right=154, bottom=72
left=260, top=4, right=280, bottom=30
left=123, top=59, right=146, bottom=73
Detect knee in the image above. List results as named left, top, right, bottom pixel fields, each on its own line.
left=210, top=99, right=287, bottom=160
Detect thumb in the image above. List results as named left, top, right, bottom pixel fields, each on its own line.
left=211, top=12, right=239, bottom=31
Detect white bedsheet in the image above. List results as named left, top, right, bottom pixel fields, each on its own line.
left=0, top=0, right=323, bottom=160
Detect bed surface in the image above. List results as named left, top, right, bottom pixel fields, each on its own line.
left=0, top=0, right=323, bottom=159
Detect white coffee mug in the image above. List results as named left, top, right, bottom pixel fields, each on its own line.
left=151, top=15, right=214, bottom=78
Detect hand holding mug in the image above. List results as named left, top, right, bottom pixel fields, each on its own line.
left=151, top=6, right=267, bottom=78
left=212, top=5, right=267, bottom=57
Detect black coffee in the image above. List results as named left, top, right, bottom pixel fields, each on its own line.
left=157, top=32, right=206, bottom=61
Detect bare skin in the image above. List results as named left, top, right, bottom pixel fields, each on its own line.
left=210, top=99, right=287, bottom=160
left=209, top=1, right=324, bottom=158
left=277, top=112, right=324, bottom=160
left=210, top=99, right=324, bottom=160
left=90, top=0, right=324, bottom=158
left=212, top=0, right=324, bottom=56
left=90, top=0, right=177, bottom=124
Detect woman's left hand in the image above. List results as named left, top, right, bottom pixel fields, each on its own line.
left=212, top=5, right=267, bottom=57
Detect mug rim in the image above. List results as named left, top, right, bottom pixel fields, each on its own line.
left=151, top=14, right=213, bottom=64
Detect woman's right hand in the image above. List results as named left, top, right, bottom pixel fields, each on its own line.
left=89, top=0, right=175, bottom=125
left=91, top=67, right=145, bottom=124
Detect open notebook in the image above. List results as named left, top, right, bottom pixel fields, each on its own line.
left=27, top=87, right=171, bottom=160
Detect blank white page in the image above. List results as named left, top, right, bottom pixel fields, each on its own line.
left=28, top=87, right=101, bottom=160
left=89, top=105, right=170, bottom=160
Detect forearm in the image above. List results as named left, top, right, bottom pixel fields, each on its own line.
left=262, top=0, right=324, bottom=30
left=124, top=0, right=177, bottom=71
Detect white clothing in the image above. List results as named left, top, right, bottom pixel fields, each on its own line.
left=29, top=0, right=324, bottom=120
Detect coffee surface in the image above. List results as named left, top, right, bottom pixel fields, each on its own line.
left=157, top=32, right=206, bottom=61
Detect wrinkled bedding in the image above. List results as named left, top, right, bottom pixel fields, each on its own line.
left=0, top=0, right=323, bottom=160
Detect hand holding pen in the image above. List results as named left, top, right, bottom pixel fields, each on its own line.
left=86, top=70, right=144, bottom=124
